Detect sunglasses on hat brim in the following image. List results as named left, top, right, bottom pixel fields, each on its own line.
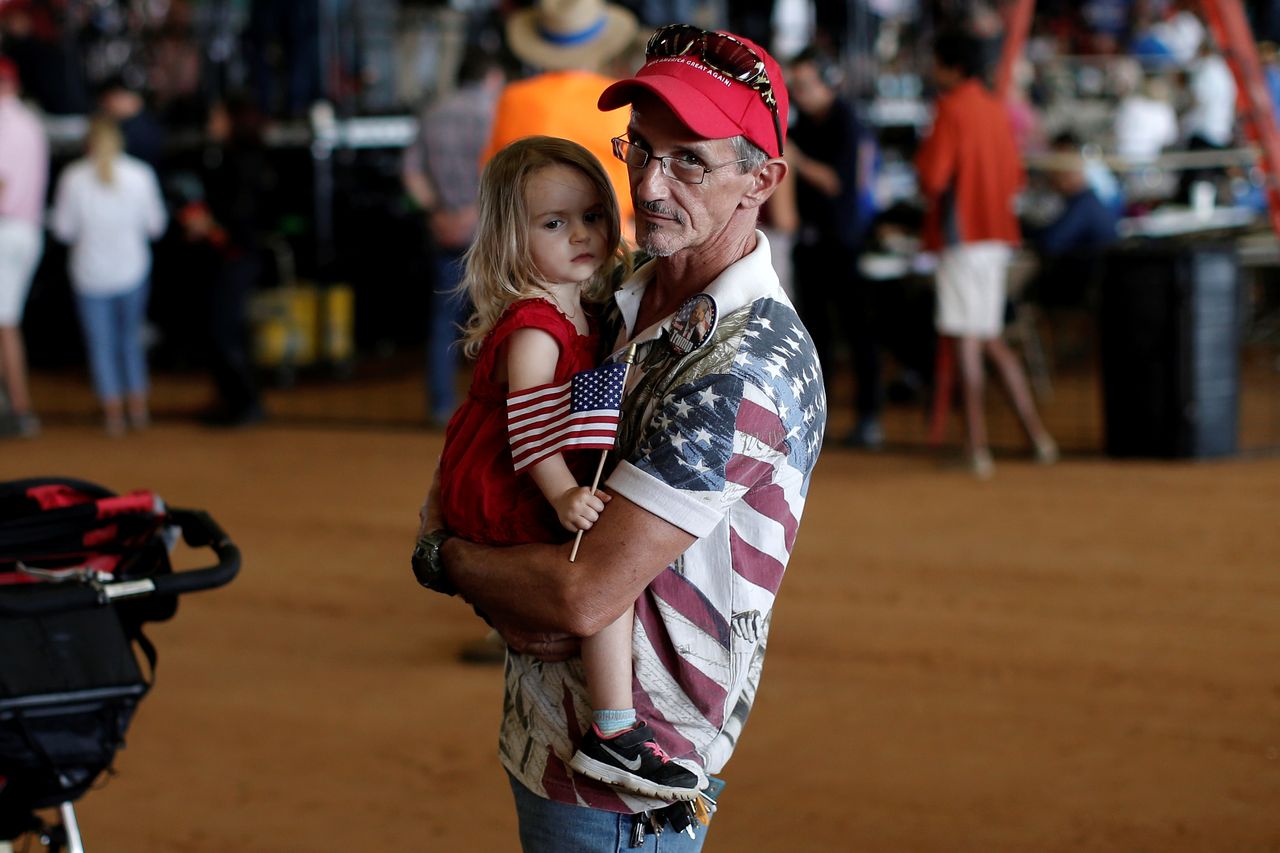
left=645, top=24, right=784, bottom=156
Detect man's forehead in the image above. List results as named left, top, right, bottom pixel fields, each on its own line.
left=628, top=99, right=730, bottom=153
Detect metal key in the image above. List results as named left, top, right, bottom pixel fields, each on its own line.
left=683, top=802, right=698, bottom=839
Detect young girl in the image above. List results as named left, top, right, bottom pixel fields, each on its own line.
left=50, top=116, right=166, bottom=436
left=434, top=136, right=701, bottom=802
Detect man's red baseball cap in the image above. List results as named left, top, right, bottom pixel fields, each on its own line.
left=597, top=30, right=788, bottom=158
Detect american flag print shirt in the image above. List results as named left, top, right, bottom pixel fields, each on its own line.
left=499, top=234, right=827, bottom=812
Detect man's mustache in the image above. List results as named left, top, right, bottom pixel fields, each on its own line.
left=639, top=200, right=683, bottom=224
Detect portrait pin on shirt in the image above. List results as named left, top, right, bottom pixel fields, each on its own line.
left=666, top=293, right=718, bottom=356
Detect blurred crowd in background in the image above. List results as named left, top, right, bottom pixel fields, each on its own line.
left=1, top=0, right=1277, bottom=454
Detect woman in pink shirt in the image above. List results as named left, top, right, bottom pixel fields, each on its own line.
left=0, top=57, right=48, bottom=438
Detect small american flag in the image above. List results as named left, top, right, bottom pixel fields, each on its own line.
left=507, top=362, right=628, bottom=473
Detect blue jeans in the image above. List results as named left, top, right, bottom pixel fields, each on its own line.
left=508, top=773, right=711, bottom=852
left=426, top=249, right=468, bottom=422
left=74, top=280, right=150, bottom=402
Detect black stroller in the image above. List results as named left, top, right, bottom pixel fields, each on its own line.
left=0, top=478, right=240, bottom=852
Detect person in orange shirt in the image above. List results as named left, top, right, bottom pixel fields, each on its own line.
left=484, top=0, right=638, bottom=235
left=914, top=30, right=1056, bottom=479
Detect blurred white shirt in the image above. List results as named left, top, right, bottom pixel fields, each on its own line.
left=1115, top=94, right=1178, bottom=160
left=1183, top=54, right=1236, bottom=148
left=51, top=154, right=167, bottom=295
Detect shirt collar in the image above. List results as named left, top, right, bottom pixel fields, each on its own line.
left=610, top=230, right=790, bottom=357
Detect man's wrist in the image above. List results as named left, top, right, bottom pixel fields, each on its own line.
left=411, top=528, right=457, bottom=596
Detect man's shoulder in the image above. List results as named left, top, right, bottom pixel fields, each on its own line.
left=682, top=295, right=820, bottom=418
left=726, top=296, right=816, bottom=371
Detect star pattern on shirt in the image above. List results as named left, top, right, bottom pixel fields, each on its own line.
left=627, top=298, right=825, bottom=493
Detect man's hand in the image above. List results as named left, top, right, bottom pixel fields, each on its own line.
left=430, top=207, right=478, bottom=250
left=551, top=486, right=610, bottom=532
left=493, top=621, right=581, bottom=662
left=444, top=494, right=694, bottom=640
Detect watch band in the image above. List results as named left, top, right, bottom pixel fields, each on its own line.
left=411, top=528, right=457, bottom=596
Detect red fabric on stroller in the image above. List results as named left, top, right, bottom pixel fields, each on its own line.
left=0, top=478, right=168, bottom=585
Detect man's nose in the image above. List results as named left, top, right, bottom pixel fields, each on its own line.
left=633, top=155, right=668, bottom=200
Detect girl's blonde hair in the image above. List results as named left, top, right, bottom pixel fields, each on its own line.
left=457, top=135, right=630, bottom=358
left=87, top=115, right=124, bottom=186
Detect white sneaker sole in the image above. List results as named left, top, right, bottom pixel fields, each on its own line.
left=567, top=753, right=703, bottom=801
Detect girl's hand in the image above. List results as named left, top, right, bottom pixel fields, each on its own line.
left=552, top=486, right=610, bottom=532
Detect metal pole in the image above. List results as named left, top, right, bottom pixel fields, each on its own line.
left=59, top=802, right=85, bottom=853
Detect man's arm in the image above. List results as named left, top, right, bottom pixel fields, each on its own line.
left=451, top=493, right=692, bottom=636
left=914, top=103, right=957, bottom=197
left=422, top=462, right=693, bottom=656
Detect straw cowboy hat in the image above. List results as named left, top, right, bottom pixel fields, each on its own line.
left=505, top=0, right=638, bottom=72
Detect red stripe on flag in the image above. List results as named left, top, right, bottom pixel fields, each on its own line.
left=634, top=587, right=728, bottom=727
left=742, top=479, right=799, bottom=551
left=507, top=363, right=626, bottom=473
left=728, top=527, right=787, bottom=593
left=735, top=398, right=788, bottom=449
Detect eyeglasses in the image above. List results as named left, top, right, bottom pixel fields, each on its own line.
left=645, top=24, right=784, bottom=156
left=611, top=137, right=748, bottom=185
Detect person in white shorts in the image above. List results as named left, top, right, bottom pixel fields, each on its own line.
left=914, top=31, right=1056, bottom=478
left=0, top=57, right=48, bottom=438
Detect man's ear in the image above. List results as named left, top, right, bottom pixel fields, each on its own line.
left=740, top=159, right=788, bottom=211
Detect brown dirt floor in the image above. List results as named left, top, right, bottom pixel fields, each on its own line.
left=3, top=414, right=1280, bottom=851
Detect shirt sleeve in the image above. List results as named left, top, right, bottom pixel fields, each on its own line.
left=143, top=167, right=168, bottom=238
left=914, top=103, right=957, bottom=198
left=50, top=171, right=78, bottom=243
left=606, top=371, right=785, bottom=538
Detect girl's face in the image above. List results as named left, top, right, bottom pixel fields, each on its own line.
left=525, top=164, right=610, bottom=287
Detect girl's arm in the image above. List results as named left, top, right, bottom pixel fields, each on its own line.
left=50, top=172, right=78, bottom=244
left=507, top=325, right=609, bottom=532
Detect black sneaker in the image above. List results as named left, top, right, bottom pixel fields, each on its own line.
left=568, top=722, right=703, bottom=801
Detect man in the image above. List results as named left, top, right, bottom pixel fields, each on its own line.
left=401, top=46, right=505, bottom=427
left=0, top=56, right=47, bottom=439
left=786, top=45, right=883, bottom=449
left=97, top=76, right=166, bottom=171
left=483, top=0, right=638, bottom=230
left=914, top=30, right=1055, bottom=479
left=1026, top=133, right=1119, bottom=363
left=415, top=25, right=825, bottom=851
left=1030, top=134, right=1119, bottom=286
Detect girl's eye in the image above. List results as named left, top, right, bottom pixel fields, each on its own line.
left=543, top=218, right=564, bottom=229
left=584, top=211, right=602, bottom=223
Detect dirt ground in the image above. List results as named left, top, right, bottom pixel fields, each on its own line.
left=3, top=422, right=1279, bottom=852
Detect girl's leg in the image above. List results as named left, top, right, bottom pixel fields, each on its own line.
left=571, top=608, right=702, bottom=798
left=119, top=280, right=151, bottom=427
left=581, top=604, right=635, bottom=720
left=75, top=292, right=125, bottom=433
left=0, top=326, right=32, bottom=414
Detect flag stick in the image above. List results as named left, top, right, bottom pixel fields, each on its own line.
left=569, top=342, right=638, bottom=563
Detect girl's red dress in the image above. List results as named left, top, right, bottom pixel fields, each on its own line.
left=439, top=298, right=602, bottom=546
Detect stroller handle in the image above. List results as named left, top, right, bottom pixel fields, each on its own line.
left=0, top=507, right=240, bottom=616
